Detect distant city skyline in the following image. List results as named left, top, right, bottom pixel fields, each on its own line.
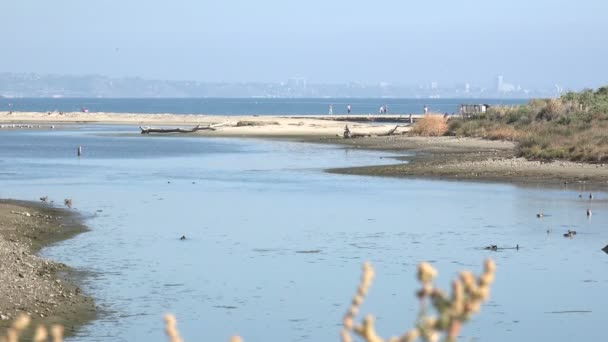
left=1, top=1, right=607, bottom=89
left=0, top=71, right=580, bottom=98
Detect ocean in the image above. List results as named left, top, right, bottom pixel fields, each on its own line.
left=0, top=98, right=526, bottom=115
left=0, top=126, right=606, bottom=342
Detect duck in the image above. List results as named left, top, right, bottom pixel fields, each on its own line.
left=484, top=245, right=498, bottom=251
left=536, top=212, right=544, bottom=218
left=589, top=193, right=593, bottom=200
left=40, top=196, right=48, bottom=202
left=587, top=209, right=592, bottom=217
left=563, top=232, right=572, bottom=238
left=180, top=235, right=187, bottom=240
left=568, top=230, right=577, bottom=235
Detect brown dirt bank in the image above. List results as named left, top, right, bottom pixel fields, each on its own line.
left=0, top=200, right=96, bottom=335
left=318, top=136, right=608, bottom=188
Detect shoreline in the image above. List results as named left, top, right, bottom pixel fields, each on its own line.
left=317, top=135, right=608, bottom=189
left=2, top=111, right=608, bottom=188
left=0, top=199, right=96, bottom=335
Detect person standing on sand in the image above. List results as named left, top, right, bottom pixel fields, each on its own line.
left=347, top=104, right=351, bottom=114
left=379, top=105, right=384, bottom=114
left=424, top=105, right=429, bottom=114
left=328, top=105, right=333, bottom=115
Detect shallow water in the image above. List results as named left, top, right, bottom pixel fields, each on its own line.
left=0, top=98, right=525, bottom=115
left=1, top=127, right=607, bottom=342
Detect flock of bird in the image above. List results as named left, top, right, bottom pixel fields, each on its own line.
left=486, top=192, right=597, bottom=251
left=536, top=192, right=594, bottom=239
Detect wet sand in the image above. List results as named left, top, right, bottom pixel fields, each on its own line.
left=0, top=200, right=95, bottom=334
left=320, top=136, right=608, bottom=188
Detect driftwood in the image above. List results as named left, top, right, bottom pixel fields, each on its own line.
left=342, top=125, right=408, bottom=139
left=139, top=123, right=228, bottom=134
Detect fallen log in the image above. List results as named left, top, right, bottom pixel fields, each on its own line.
left=378, top=125, right=407, bottom=137
left=139, top=123, right=228, bottom=134
left=341, top=125, right=408, bottom=139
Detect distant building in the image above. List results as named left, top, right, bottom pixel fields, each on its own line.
left=287, top=77, right=307, bottom=90
left=496, top=75, right=515, bottom=93
left=496, top=75, right=504, bottom=92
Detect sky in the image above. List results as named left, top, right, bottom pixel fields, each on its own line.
left=1, top=0, right=607, bottom=89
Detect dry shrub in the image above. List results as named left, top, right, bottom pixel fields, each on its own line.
left=517, top=121, right=608, bottom=162
left=341, top=260, right=496, bottom=342
left=410, top=115, right=448, bottom=136
left=485, top=125, right=520, bottom=141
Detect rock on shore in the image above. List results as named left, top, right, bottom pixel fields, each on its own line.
left=0, top=200, right=95, bottom=333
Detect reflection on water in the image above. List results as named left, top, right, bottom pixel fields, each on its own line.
left=0, top=126, right=607, bottom=342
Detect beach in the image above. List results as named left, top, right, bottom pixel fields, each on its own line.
left=0, top=200, right=95, bottom=333
left=0, top=111, right=407, bottom=137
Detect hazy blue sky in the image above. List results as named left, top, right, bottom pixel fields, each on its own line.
left=2, top=0, right=607, bottom=88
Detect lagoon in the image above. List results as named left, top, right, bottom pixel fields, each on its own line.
left=0, top=126, right=606, bottom=342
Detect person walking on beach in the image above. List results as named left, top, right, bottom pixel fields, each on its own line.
left=424, top=105, right=429, bottom=114
left=379, top=105, right=384, bottom=114
left=347, top=104, right=351, bottom=114
left=328, top=105, right=333, bottom=115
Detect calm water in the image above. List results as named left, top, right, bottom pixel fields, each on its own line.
left=0, top=98, right=526, bottom=115
left=0, top=127, right=607, bottom=342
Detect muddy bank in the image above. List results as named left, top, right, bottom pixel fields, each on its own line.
left=0, top=199, right=95, bottom=335
left=318, top=135, right=608, bottom=188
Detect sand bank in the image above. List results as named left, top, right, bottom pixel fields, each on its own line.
left=3, top=111, right=608, bottom=187
left=0, top=200, right=95, bottom=334
left=0, top=111, right=408, bottom=137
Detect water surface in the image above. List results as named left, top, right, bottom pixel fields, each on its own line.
left=0, top=127, right=606, bottom=342
left=0, top=98, right=526, bottom=115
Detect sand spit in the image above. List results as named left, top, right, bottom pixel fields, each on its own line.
left=0, top=111, right=407, bottom=137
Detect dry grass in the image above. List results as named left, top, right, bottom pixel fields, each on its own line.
left=410, top=115, right=448, bottom=137
left=446, top=86, right=608, bottom=162
left=2, top=260, right=495, bottom=342
left=484, top=125, right=520, bottom=141
left=518, top=122, right=608, bottom=162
